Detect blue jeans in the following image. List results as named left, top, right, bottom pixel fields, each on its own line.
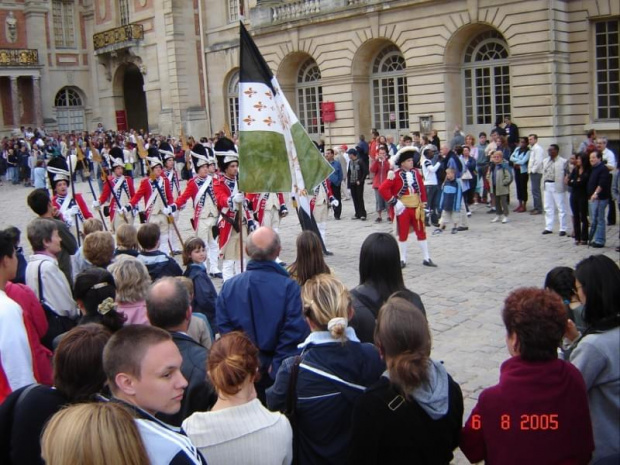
left=588, top=199, right=608, bottom=245
left=7, top=166, right=18, bottom=183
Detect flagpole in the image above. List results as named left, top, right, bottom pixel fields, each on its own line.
left=67, top=153, right=82, bottom=247
left=237, top=200, right=244, bottom=273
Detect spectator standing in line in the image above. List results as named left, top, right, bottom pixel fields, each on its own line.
left=509, top=137, right=530, bottom=213
left=586, top=151, right=611, bottom=248
left=326, top=148, right=343, bottom=220
left=370, top=145, right=390, bottom=223
left=567, top=153, right=591, bottom=245
left=347, top=148, right=368, bottom=221
left=527, top=134, right=545, bottom=215
left=541, top=144, right=569, bottom=236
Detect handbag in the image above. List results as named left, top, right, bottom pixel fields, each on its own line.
left=284, top=355, right=302, bottom=465
left=461, top=169, right=473, bottom=180
left=37, top=262, right=76, bottom=350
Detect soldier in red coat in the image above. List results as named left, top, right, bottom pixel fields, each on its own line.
left=175, top=144, right=222, bottom=278
left=47, top=159, right=93, bottom=231
left=92, top=147, right=135, bottom=231
left=379, top=147, right=437, bottom=268
left=161, top=142, right=182, bottom=254
left=129, top=148, right=176, bottom=255
left=213, top=141, right=256, bottom=281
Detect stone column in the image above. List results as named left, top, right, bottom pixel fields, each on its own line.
left=32, top=76, right=43, bottom=127
left=10, top=76, right=19, bottom=127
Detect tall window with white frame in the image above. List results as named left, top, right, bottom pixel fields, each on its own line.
left=52, top=0, right=76, bottom=48
left=296, top=58, right=323, bottom=136
left=595, top=20, right=619, bottom=120
left=371, top=45, right=409, bottom=133
left=55, top=87, right=85, bottom=132
left=119, top=0, right=130, bottom=26
left=228, top=0, right=239, bottom=23
left=228, top=71, right=240, bottom=137
left=463, top=30, right=511, bottom=128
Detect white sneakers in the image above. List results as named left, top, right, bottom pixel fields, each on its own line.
left=491, top=216, right=500, bottom=223
left=491, top=215, right=509, bottom=224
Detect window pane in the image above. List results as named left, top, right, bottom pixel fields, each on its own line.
left=595, top=20, right=620, bottom=119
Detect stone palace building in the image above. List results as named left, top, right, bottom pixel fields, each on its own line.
left=0, top=0, right=618, bottom=152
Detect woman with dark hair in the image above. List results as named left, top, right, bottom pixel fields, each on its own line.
left=566, top=255, right=620, bottom=464
left=0, top=324, right=112, bottom=465
left=544, top=266, right=585, bottom=331
left=349, top=297, right=463, bottom=464
left=349, top=232, right=425, bottom=343
left=461, top=288, right=594, bottom=464
left=287, top=231, right=330, bottom=286
left=567, top=152, right=591, bottom=245
left=71, top=268, right=126, bottom=334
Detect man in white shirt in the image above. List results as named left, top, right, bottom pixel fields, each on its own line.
left=527, top=134, right=545, bottom=215
left=0, top=230, right=35, bottom=393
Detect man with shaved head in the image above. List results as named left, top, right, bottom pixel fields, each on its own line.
left=215, top=227, right=309, bottom=402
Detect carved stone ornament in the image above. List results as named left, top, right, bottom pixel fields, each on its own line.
left=5, top=11, right=17, bottom=43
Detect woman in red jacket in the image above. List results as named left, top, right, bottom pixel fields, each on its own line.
left=460, top=287, right=594, bottom=465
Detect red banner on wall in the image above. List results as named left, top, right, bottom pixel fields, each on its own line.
left=321, top=102, right=336, bottom=123
left=116, top=110, right=127, bottom=131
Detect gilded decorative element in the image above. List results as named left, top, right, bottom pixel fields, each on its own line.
left=93, top=23, right=144, bottom=51
left=0, top=48, right=39, bottom=66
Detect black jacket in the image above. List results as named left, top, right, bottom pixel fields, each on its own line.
left=157, top=332, right=216, bottom=427
left=138, top=250, right=182, bottom=282
left=349, top=375, right=463, bottom=465
left=587, top=162, right=611, bottom=199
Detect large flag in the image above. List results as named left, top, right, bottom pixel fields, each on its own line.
left=238, top=21, right=333, bottom=232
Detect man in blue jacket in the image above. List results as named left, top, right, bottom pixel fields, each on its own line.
left=216, top=226, right=309, bottom=402
left=326, top=148, right=343, bottom=219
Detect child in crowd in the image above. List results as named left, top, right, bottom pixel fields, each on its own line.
left=176, top=276, right=213, bottom=350
left=33, top=159, right=47, bottom=189
left=182, top=237, right=217, bottom=333
left=433, top=168, right=462, bottom=235
left=136, top=222, right=182, bottom=282
left=71, top=218, right=104, bottom=281
left=487, top=150, right=513, bottom=224
left=114, top=223, right=139, bottom=258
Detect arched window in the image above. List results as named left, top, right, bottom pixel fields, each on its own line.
left=463, top=31, right=511, bottom=126
left=296, top=58, right=323, bottom=135
left=54, top=87, right=84, bottom=132
left=371, top=45, right=409, bottom=132
left=227, top=71, right=239, bottom=136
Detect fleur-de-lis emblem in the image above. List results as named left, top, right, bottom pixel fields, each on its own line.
left=244, top=87, right=257, bottom=98
left=263, top=116, right=275, bottom=126
left=253, top=101, right=267, bottom=112
left=265, top=91, right=273, bottom=99
left=243, top=115, right=256, bottom=126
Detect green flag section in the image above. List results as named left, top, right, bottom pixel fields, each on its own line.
left=239, top=130, right=291, bottom=193
left=238, top=21, right=332, bottom=195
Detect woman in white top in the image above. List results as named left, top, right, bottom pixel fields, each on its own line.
left=183, top=331, right=293, bottom=465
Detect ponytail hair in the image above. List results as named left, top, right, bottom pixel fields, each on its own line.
left=74, top=268, right=126, bottom=333
left=208, top=331, right=260, bottom=396
left=302, top=274, right=351, bottom=341
left=375, top=297, right=430, bottom=393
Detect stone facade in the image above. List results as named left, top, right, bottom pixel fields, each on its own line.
left=0, top=0, right=618, bottom=154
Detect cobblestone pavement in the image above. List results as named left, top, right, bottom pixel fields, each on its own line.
left=1, top=176, right=618, bottom=463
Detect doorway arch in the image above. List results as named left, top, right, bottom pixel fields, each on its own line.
left=113, top=63, right=148, bottom=132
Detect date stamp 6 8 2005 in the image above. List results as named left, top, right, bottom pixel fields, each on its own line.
left=471, top=413, right=559, bottom=431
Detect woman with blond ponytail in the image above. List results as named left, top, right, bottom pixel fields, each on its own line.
left=349, top=297, right=463, bottom=465
left=266, top=274, right=385, bottom=465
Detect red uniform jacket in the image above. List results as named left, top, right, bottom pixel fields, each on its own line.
left=247, top=193, right=286, bottom=225
left=379, top=168, right=427, bottom=205
left=52, top=193, right=93, bottom=223
left=310, top=180, right=334, bottom=213
left=175, top=175, right=217, bottom=231
left=130, top=175, right=174, bottom=221
left=98, top=175, right=135, bottom=222
left=213, top=174, right=253, bottom=251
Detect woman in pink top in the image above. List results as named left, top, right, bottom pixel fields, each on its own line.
left=107, top=256, right=151, bottom=325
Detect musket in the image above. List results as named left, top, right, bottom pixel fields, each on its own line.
left=77, top=141, right=108, bottom=231
left=66, top=150, right=81, bottom=246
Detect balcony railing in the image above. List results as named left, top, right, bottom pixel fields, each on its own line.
left=93, top=23, right=144, bottom=52
left=0, top=48, right=39, bottom=66
left=250, top=0, right=377, bottom=27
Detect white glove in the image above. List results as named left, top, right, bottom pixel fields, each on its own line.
left=162, top=206, right=173, bottom=216
left=330, top=199, right=340, bottom=208
left=394, top=200, right=405, bottom=216
left=92, top=200, right=101, bottom=209
left=65, top=217, right=74, bottom=228
left=233, top=192, right=245, bottom=204
left=68, top=205, right=80, bottom=216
